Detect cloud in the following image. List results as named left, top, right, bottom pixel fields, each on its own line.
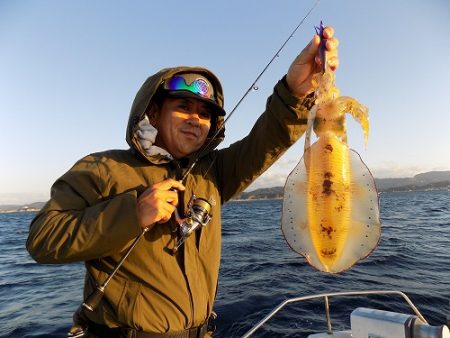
left=370, top=162, right=450, bottom=178
left=247, top=158, right=299, bottom=191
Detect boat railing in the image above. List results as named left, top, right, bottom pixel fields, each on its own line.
left=242, top=290, right=429, bottom=337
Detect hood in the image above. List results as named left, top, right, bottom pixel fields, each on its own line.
left=125, top=66, right=226, bottom=163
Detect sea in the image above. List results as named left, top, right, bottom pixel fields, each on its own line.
left=1, top=191, right=449, bottom=338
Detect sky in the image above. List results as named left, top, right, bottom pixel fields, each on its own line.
left=1, top=0, right=450, bottom=205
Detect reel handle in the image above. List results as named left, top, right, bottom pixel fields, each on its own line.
left=67, top=303, right=91, bottom=338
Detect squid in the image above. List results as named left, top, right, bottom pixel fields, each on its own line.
left=281, top=24, right=381, bottom=273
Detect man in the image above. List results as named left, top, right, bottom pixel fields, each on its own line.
left=27, top=27, right=338, bottom=337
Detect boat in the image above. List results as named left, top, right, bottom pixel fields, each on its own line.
left=242, top=290, right=450, bottom=338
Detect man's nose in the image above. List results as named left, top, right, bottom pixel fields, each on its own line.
left=186, top=112, right=200, bottom=125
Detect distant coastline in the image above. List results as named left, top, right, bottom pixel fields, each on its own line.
left=0, top=202, right=44, bottom=214
left=231, top=170, right=450, bottom=201
left=1, top=171, right=449, bottom=213
left=232, top=183, right=450, bottom=202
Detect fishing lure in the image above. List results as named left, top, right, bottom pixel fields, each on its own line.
left=281, top=23, right=381, bottom=273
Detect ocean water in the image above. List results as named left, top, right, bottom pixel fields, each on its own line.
left=0, top=191, right=449, bottom=337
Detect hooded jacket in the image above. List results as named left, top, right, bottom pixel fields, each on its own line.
left=26, top=66, right=312, bottom=333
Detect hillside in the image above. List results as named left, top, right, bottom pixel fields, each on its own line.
left=375, top=171, right=450, bottom=191
left=0, top=201, right=45, bottom=213
left=233, top=170, right=450, bottom=200
left=234, top=187, right=284, bottom=200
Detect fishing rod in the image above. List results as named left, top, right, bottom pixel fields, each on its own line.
left=67, top=2, right=320, bottom=336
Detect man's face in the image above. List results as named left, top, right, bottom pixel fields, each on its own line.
left=153, top=97, right=212, bottom=159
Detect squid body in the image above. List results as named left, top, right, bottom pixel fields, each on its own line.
left=281, top=69, right=381, bottom=273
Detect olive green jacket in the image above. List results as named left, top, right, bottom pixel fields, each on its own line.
left=26, top=66, right=312, bottom=333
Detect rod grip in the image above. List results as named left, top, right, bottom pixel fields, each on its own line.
left=82, top=287, right=104, bottom=312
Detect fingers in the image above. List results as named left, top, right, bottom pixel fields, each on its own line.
left=136, top=179, right=186, bottom=229
left=157, top=202, right=177, bottom=224
left=152, top=189, right=179, bottom=207
left=152, top=178, right=185, bottom=192
left=325, top=37, right=339, bottom=51
left=325, top=38, right=339, bottom=71
left=295, top=26, right=338, bottom=70
left=286, top=34, right=319, bottom=95
left=323, top=26, right=339, bottom=70
left=322, top=26, right=334, bottom=39
left=314, top=26, right=339, bottom=72
left=300, top=34, right=321, bottom=62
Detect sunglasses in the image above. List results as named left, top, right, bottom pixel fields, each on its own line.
left=163, top=75, right=217, bottom=102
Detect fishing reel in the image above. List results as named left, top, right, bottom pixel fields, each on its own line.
left=173, top=195, right=212, bottom=253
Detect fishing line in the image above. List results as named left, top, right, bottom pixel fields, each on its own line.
left=182, top=0, right=321, bottom=181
